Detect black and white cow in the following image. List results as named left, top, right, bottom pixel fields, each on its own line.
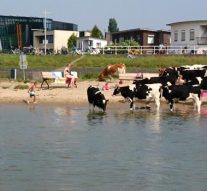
left=161, top=84, right=201, bottom=112
left=87, top=85, right=109, bottom=111
left=159, top=66, right=207, bottom=87
left=112, top=83, right=161, bottom=111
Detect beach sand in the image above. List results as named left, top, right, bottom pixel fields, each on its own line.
left=1, top=79, right=207, bottom=108
left=0, top=80, right=125, bottom=104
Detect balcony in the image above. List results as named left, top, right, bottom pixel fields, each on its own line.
left=196, top=37, right=207, bottom=45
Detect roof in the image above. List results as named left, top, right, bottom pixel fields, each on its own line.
left=111, top=28, right=170, bottom=34
left=167, top=20, right=207, bottom=26
left=77, top=36, right=106, bottom=41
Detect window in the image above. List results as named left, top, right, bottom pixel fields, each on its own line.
left=190, top=29, right=195, bottom=41
left=119, top=37, right=124, bottom=42
left=174, top=31, right=178, bottom=42
left=96, top=42, right=101, bottom=48
left=39, top=35, right=53, bottom=44
left=181, top=30, right=185, bottom=41
left=147, top=35, right=154, bottom=44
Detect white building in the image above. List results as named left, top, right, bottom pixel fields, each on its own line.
left=76, top=36, right=107, bottom=53
left=167, top=20, right=207, bottom=50
left=33, top=30, right=79, bottom=53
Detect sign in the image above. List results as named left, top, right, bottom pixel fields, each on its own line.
left=19, top=53, right=28, bottom=70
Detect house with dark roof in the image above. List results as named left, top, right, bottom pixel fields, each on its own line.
left=109, top=28, right=170, bottom=46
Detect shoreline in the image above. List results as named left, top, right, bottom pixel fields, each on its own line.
left=0, top=80, right=124, bottom=104
left=1, top=79, right=207, bottom=106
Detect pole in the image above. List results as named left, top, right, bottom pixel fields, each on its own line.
left=44, top=9, right=47, bottom=55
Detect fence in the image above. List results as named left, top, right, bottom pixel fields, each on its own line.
left=99, top=45, right=207, bottom=55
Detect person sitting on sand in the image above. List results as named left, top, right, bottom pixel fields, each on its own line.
left=102, top=82, right=110, bottom=90
left=27, top=81, right=37, bottom=104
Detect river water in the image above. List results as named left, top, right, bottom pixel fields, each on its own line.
left=0, top=103, right=207, bottom=191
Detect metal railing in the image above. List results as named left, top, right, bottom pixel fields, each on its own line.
left=99, top=45, right=207, bottom=55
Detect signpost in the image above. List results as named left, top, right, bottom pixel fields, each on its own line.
left=19, top=53, right=28, bottom=80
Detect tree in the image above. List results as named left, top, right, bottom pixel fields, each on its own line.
left=108, top=18, right=119, bottom=33
left=118, top=40, right=139, bottom=46
left=67, top=33, right=77, bottom=50
left=91, top=25, right=103, bottom=39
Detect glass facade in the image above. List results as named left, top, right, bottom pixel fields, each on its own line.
left=0, top=15, right=78, bottom=52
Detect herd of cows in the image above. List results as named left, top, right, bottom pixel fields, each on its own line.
left=87, top=64, right=207, bottom=113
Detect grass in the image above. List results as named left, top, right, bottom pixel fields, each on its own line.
left=0, top=54, right=82, bottom=69
left=1, top=53, right=207, bottom=80
left=14, top=84, right=29, bottom=90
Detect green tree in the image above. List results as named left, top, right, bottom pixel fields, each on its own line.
left=91, top=25, right=103, bottom=39
left=118, top=40, right=139, bottom=46
left=108, top=18, right=119, bottom=33
left=67, top=33, right=77, bottom=50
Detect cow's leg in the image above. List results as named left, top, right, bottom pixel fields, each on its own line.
left=187, top=94, right=201, bottom=112
left=129, top=101, right=134, bottom=111
left=169, top=99, right=174, bottom=111
left=145, top=100, right=151, bottom=109
left=108, top=75, right=113, bottom=81
left=192, top=95, right=201, bottom=112
left=154, top=98, right=160, bottom=111
left=127, top=97, right=134, bottom=111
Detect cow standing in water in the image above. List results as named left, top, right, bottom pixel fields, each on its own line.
left=161, top=84, right=201, bottom=112
left=87, top=85, right=109, bottom=112
left=112, top=83, right=162, bottom=111
left=98, top=63, right=126, bottom=81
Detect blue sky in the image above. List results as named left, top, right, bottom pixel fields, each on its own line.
left=1, top=0, right=207, bottom=32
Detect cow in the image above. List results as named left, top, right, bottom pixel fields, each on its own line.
left=159, top=66, right=207, bottom=86
left=161, top=84, right=201, bottom=112
left=112, top=83, right=161, bottom=111
left=98, top=63, right=126, bottom=81
left=87, top=85, right=109, bottom=112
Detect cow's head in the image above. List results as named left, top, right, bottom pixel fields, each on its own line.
left=112, top=86, right=121, bottom=96
left=159, top=68, right=167, bottom=77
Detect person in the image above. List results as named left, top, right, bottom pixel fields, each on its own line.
left=176, top=74, right=186, bottom=85
left=64, top=64, right=77, bottom=87
left=27, top=81, right=37, bottom=104
left=102, top=82, right=110, bottom=90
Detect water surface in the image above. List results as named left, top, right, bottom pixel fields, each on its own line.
left=0, top=103, right=207, bottom=191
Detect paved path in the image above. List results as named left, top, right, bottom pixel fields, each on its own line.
left=58, top=55, right=85, bottom=70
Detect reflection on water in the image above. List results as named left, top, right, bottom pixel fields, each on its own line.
left=87, top=111, right=106, bottom=126
left=0, top=104, right=207, bottom=191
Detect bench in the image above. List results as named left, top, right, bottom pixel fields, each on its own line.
left=41, top=71, right=78, bottom=89
left=119, top=72, right=143, bottom=81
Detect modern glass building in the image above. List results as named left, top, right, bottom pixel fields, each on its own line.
left=0, top=15, right=78, bottom=52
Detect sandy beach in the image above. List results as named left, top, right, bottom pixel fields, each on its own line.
left=1, top=79, right=207, bottom=107
left=0, top=73, right=158, bottom=105
left=0, top=80, right=124, bottom=104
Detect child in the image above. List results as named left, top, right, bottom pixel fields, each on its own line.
left=27, top=81, right=37, bottom=104
left=176, top=75, right=185, bottom=85
left=102, top=82, right=110, bottom=90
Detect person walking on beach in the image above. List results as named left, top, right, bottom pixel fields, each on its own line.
left=27, top=81, right=37, bottom=104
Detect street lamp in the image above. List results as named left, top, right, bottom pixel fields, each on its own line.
left=44, top=9, right=47, bottom=55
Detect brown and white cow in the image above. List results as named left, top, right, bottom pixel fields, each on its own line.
left=98, top=63, right=126, bottom=81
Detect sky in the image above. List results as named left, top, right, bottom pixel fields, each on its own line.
left=1, top=0, right=207, bottom=33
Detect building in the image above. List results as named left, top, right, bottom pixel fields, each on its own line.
left=110, top=28, right=171, bottom=46
left=33, top=30, right=79, bottom=54
left=0, top=15, right=78, bottom=52
left=167, top=20, right=207, bottom=48
left=76, top=36, right=107, bottom=53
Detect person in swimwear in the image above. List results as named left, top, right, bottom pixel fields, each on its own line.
left=64, top=64, right=77, bottom=87
left=27, top=81, right=37, bottom=104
